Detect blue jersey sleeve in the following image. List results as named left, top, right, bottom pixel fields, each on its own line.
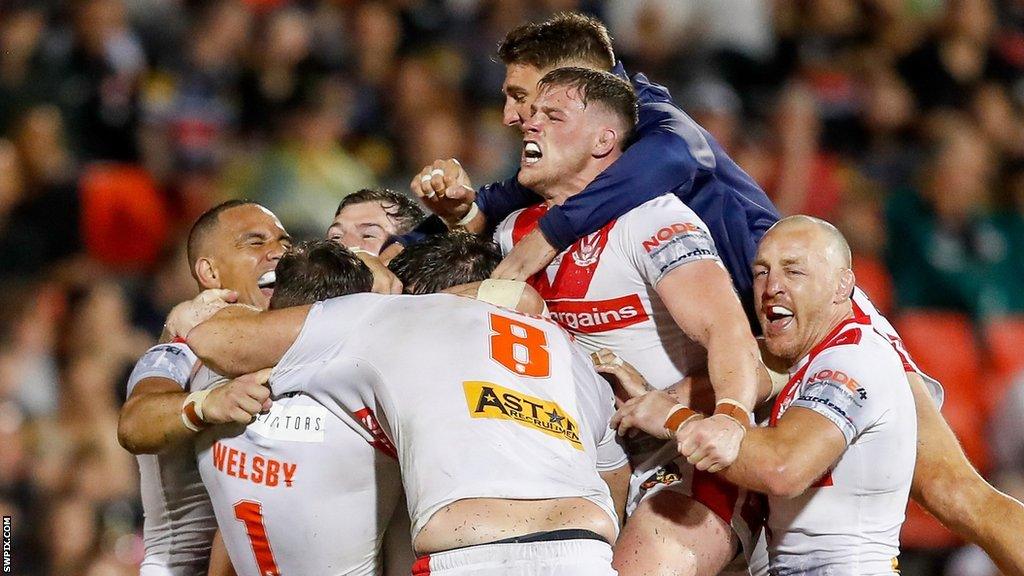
left=475, top=176, right=542, bottom=230
left=536, top=73, right=706, bottom=251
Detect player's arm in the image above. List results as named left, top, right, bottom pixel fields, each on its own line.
left=187, top=305, right=311, bottom=377
left=442, top=279, right=546, bottom=315
left=907, top=372, right=1024, bottom=575
left=657, top=261, right=763, bottom=412
left=207, top=529, right=236, bottom=576
left=712, top=407, right=846, bottom=498
left=118, top=378, right=194, bottom=454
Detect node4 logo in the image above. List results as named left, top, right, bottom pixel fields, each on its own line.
left=463, top=381, right=583, bottom=450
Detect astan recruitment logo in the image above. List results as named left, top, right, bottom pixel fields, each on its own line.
left=463, top=381, right=583, bottom=450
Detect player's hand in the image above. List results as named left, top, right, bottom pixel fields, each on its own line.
left=609, top=389, right=680, bottom=439
left=378, top=242, right=404, bottom=266
left=675, top=413, right=745, bottom=473
left=203, top=369, right=274, bottom=425
left=165, top=289, right=238, bottom=339
left=352, top=250, right=403, bottom=294
left=591, top=348, right=649, bottom=405
left=409, top=158, right=476, bottom=223
left=491, top=229, right=558, bottom=281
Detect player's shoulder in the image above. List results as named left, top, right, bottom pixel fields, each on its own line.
left=810, top=324, right=904, bottom=382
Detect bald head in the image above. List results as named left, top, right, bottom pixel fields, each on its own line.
left=767, top=215, right=852, bottom=270
left=754, top=215, right=857, bottom=365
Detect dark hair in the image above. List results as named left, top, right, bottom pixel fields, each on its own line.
left=186, top=199, right=264, bottom=280
left=538, top=67, right=638, bottom=148
left=387, top=232, right=502, bottom=295
left=497, top=12, right=615, bottom=72
left=268, top=240, right=373, bottom=309
left=335, top=188, right=426, bottom=235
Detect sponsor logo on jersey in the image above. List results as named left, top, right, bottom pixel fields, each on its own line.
left=641, top=222, right=706, bottom=253
left=547, top=294, right=649, bottom=334
left=249, top=403, right=327, bottom=443
left=571, top=232, right=604, bottom=267
left=807, top=368, right=867, bottom=400
left=463, top=381, right=583, bottom=450
left=212, top=441, right=298, bottom=488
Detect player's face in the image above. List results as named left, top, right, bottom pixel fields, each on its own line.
left=327, top=201, right=398, bottom=255
left=753, top=226, right=841, bottom=365
left=210, top=205, right=291, bottom=310
left=517, top=84, right=599, bottom=194
left=502, top=63, right=547, bottom=128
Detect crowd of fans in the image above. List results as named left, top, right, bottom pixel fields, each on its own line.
left=1, top=0, right=1023, bottom=574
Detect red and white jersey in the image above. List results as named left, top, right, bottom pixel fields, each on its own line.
left=494, top=195, right=722, bottom=390
left=851, top=288, right=944, bottom=406
left=126, top=343, right=216, bottom=576
left=270, top=293, right=626, bottom=541
left=767, top=316, right=916, bottom=575
left=191, top=367, right=403, bottom=576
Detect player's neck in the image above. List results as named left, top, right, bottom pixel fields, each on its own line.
left=542, top=156, right=619, bottom=207
left=794, top=305, right=856, bottom=365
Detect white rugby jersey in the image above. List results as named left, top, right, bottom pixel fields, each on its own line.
left=190, top=367, right=403, bottom=576
left=494, top=195, right=721, bottom=390
left=767, top=316, right=916, bottom=576
left=126, top=343, right=216, bottom=576
left=270, top=293, right=627, bottom=541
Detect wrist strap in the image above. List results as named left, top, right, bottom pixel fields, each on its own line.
left=663, top=404, right=700, bottom=440
left=477, top=279, right=526, bottom=309
left=714, top=398, right=753, bottom=428
left=181, top=389, right=212, bottom=432
left=445, top=202, right=479, bottom=229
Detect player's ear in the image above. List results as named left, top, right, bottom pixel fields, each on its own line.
left=593, top=127, right=618, bottom=158
left=834, top=268, right=855, bottom=303
left=194, top=257, right=221, bottom=289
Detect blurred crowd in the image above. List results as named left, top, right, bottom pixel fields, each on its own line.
left=2, top=0, right=1024, bottom=574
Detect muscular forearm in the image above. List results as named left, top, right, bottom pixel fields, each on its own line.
left=188, top=305, right=307, bottom=377
left=718, top=428, right=792, bottom=496
left=908, top=374, right=1024, bottom=576
left=705, top=326, right=762, bottom=411
left=118, top=383, right=193, bottom=454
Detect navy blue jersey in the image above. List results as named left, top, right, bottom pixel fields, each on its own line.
left=474, top=65, right=780, bottom=321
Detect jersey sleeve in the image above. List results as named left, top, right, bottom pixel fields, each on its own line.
left=126, top=342, right=197, bottom=396
left=788, top=343, right=896, bottom=445
left=620, top=197, right=722, bottom=287
left=270, top=294, right=387, bottom=397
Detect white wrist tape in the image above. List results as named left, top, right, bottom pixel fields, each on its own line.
left=181, top=388, right=212, bottom=432
left=477, top=279, right=527, bottom=309
left=447, top=202, right=479, bottom=229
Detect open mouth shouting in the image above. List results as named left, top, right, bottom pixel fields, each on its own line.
left=257, top=270, right=276, bottom=300
left=764, top=304, right=795, bottom=334
left=522, top=140, right=543, bottom=166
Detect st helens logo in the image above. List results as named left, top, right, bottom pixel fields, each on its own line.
left=572, top=232, right=604, bottom=267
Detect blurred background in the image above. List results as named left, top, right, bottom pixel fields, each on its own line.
left=1, top=0, right=1023, bottom=574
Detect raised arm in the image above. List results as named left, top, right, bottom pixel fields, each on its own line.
left=186, top=305, right=311, bottom=377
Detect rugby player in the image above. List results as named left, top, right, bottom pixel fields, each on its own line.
left=188, top=242, right=405, bottom=576
left=118, top=200, right=290, bottom=576
left=488, top=66, right=767, bottom=575
left=616, top=216, right=917, bottom=575
left=184, top=242, right=631, bottom=575
left=411, top=12, right=1024, bottom=575
left=327, top=188, right=425, bottom=255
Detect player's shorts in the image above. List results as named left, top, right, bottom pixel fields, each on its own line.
left=411, top=530, right=616, bottom=575
left=628, top=443, right=767, bottom=568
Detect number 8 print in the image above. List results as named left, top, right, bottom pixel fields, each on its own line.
left=489, top=313, right=550, bottom=378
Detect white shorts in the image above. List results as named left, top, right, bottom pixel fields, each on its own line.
left=411, top=537, right=617, bottom=576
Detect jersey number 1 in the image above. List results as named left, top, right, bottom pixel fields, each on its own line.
left=233, top=500, right=281, bottom=576
left=489, top=313, right=550, bottom=378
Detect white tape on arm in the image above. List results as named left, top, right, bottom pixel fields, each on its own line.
left=477, top=279, right=527, bottom=309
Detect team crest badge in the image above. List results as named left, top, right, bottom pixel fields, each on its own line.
left=572, top=232, right=604, bottom=267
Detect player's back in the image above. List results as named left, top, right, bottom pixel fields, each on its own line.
left=768, top=319, right=917, bottom=575
left=274, top=293, right=620, bottom=545
left=192, top=367, right=403, bottom=576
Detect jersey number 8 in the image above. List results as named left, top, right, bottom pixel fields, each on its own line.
left=489, top=313, right=550, bottom=378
